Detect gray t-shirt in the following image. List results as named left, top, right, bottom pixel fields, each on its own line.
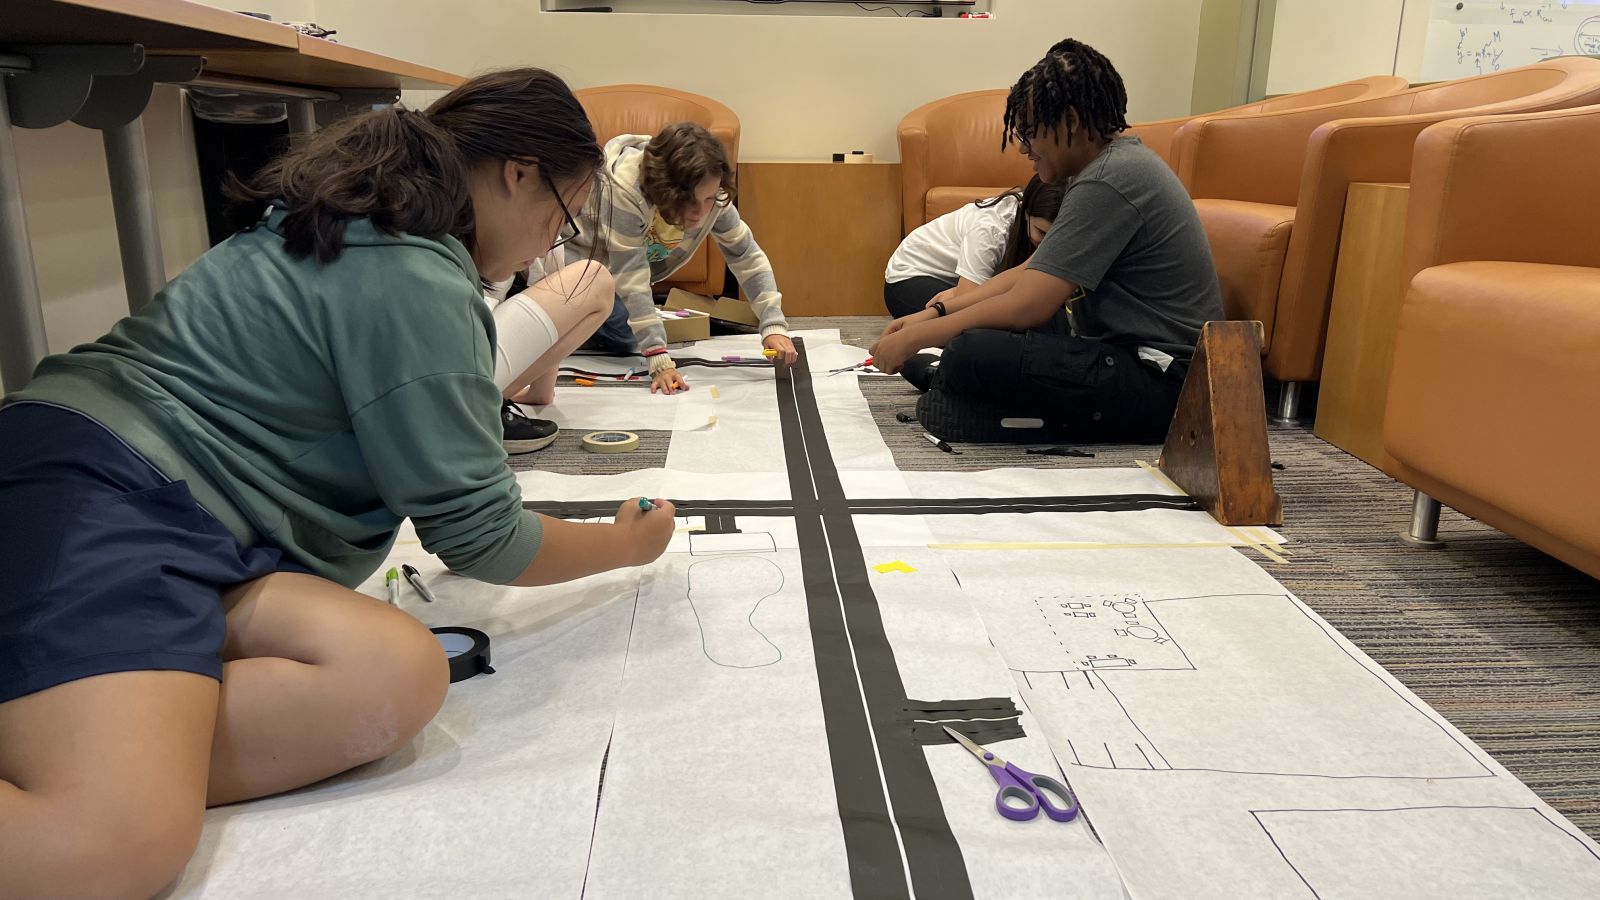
left=1029, top=136, right=1223, bottom=362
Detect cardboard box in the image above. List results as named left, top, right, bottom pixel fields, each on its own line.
left=664, top=288, right=761, bottom=328
left=657, top=307, right=711, bottom=343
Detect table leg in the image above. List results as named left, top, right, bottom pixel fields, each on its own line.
left=0, top=84, right=50, bottom=391
left=102, top=115, right=166, bottom=313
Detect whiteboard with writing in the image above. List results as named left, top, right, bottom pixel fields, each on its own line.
left=1423, top=0, right=1600, bottom=80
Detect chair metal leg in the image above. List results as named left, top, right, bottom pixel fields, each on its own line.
left=1399, top=490, right=1446, bottom=549
left=1270, top=381, right=1302, bottom=425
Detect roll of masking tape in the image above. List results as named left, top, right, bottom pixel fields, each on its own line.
left=582, top=430, right=640, bottom=454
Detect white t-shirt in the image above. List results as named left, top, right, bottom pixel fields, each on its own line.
left=885, top=195, right=1018, bottom=285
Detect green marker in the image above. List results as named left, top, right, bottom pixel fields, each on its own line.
left=385, top=567, right=401, bottom=606
left=638, top=497, right=657, bottom=511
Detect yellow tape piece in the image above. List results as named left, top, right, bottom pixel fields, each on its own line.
left=1134, top=459, right=1185, bottom=495
left=1227, top=526, right=1288, bottom=564
left=872, top=560, right=918, bottom=574
left=710, top=386, right=721, bottom=399
left=1252, top=526, right=1291, bottom=555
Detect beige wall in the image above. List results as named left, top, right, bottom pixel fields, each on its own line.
left=1265, top=0, right=1429, bottom=94
left=1191, top=0, right=1259, bottom=114
left=316, top=0, right=1206, bottom=161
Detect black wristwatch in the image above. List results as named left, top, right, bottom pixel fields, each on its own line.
left=931, top=300, right=948, bottom=317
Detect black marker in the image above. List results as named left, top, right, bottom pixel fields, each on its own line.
left=400, top=564, right=436, bottom=603
left=923, top=433, right=959, bottom=454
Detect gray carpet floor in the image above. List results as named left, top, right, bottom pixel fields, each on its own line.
left=514, top=316, right=1600, bottom=839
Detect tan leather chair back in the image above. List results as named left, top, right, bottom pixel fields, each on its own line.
left=897, top=89, right=1035, bottom=233
left=1401, top=103, right=1600, bottom=288
left=576, top=85, right=741, bottom=295
left=1129, top=75, right=1407, bottom=169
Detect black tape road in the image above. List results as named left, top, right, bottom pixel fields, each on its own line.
left=776, top=339, right=972, bottom=899
left=522, top=494, right=1199, bottom=520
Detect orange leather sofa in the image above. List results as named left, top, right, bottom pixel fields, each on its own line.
left=1174, top=58, right=1600, bottom=418
left=1382, top=105, right=1600, bottom=578
left=575, top=84, right=740, bottom=297
left=1128, top=74, right=1406, bottom=170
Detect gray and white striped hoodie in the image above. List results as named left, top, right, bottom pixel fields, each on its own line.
left=570, top=135, right=788, bottom=374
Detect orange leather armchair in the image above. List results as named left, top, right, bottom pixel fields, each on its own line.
left=898, top=77, right=1409, bottom=237
left=576, top=84, right=740, bottom=297
left=1174, top=58, right=1600, bottom=417
left=1127, top=74, right=1406, bottom=170
left=897, top=89, right=1035, bottom=234
left=1382, top=105, right=1600, bottom=577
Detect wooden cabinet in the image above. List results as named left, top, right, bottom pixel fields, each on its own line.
left=736, top=161, right=901, bottom=316
left=1314, top=182, right=1411, bottom=473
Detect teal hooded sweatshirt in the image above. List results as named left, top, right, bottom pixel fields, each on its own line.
left=9, top=207, right=541, bottom=588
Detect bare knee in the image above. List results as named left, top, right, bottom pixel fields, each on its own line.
left=337, top=610, right=449, bottom=765
left=559, top=260, right=615, bottom=316
left=8, top=795, right=202, bottom=900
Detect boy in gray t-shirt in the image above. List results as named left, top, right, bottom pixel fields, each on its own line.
left=870, top=38, right=1223, bottom=443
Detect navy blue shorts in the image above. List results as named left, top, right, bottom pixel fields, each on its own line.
left=0, top=402, right=293, bottom=705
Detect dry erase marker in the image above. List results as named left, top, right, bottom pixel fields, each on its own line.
left=638, top=497, right=659, bottom=511
left=575, top=377, right=596, bottom=386
left=400, top=564, right=436, bottom=603
left=385, top=567, right=401, bottom=606
left=924, top=433, right=959, bottom=454
left=762, top=348, right=778, bottom=359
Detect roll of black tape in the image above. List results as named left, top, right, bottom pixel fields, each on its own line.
left=431, top=627, right=495, bottom=684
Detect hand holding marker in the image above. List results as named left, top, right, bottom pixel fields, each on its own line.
left=618, top=496, right=675, bottom=566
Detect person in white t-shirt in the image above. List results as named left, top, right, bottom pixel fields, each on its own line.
left=883, top=176, right=1063, bottom=318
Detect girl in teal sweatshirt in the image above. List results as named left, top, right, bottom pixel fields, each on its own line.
left=0, top=69, right=675, bottom=898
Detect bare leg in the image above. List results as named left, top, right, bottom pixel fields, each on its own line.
left=0, top=671, right=219, bottom=899
left=0, top=571, right=449, bottom=897
left=207, top=571, right=449, bottom=805
left=498, top=261, right=616, bottom=405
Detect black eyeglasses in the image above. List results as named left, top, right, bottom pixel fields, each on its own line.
left=544, top=171, right=580, bottom=251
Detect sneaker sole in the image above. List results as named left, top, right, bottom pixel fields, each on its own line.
left=503, top=432, right=559, bottom=454
left=917, top=388, right=1054, bottom=444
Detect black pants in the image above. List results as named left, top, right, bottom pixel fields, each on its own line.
left=923, top=323, right=1187, bottom=444
left=884, top=276, right=956, bottom=319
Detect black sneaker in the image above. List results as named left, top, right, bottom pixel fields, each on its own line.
left=917, top=385, right=1056, bottom=444
left=900, top=352, right=942, bottom=393
left=501, top=400, right=559, bottom=454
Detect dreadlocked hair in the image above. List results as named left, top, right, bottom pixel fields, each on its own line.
left=1002, top=38, right=1129, bottom=151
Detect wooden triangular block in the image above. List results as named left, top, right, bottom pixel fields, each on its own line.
left=1158, top=321, right=1283, bottom=526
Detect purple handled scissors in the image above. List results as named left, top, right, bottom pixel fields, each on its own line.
left=943, top=725, right=1079, bottom=823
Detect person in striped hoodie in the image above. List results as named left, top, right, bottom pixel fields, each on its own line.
left=568, top=122, right=795, bottom=394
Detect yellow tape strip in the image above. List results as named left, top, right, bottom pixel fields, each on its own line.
left=1252, top=526, right=1291, bottom=555
left=1227, top=526, right=1288, bottom=564
left=928, top=541, right=1248, bottom=552
left=1134, top=459, right=1185, bottom=495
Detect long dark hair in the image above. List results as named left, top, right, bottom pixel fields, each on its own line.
left=229, top=68, right=602, bottom=264
left=977, top=176, right=1065, bottom=273
left=641, top=122, right=736, bottom=222
left=1002, top=38, right=1129, bottom=152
